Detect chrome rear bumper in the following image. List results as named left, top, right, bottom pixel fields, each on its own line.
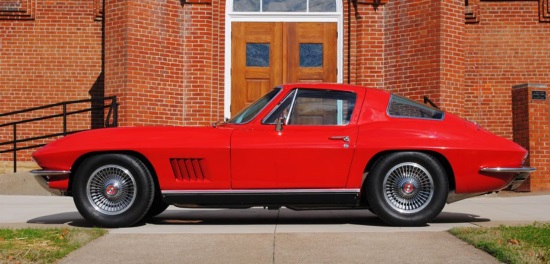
left=448, top=166, right=535, bottom=203
left=480, top=167, right=535, bottom=190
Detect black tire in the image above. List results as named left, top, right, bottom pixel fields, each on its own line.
left=143, top=191, right=169, bottom=219
left=72, top=154, right=154, bottom=228
left=366, top=152, right=448, bottom=226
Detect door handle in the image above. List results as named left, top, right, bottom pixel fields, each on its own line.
left=329, top=136, right=350, bottom=142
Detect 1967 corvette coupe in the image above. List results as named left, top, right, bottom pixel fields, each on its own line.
left=32, top=83, right=534, bottom=227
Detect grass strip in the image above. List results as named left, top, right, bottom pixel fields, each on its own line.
left=0, top=227, right=107, bottom=263
left=449, top=222, right=549, bottom=264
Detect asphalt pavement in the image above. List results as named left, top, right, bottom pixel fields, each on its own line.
left=0, top=172, right=549, bottom=263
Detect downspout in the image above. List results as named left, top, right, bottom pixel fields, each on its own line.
left=348, top=0, right=352, bottom=84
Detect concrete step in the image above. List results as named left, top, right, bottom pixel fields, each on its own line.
left=0, top=172, right=56, bottom=196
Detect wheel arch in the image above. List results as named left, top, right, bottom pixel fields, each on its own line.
left=362, top=150, right=456, bottom=194
left=67, top=151, right=160, bottom=196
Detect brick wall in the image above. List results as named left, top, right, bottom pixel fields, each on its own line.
left=0, top=0, right=103, bottom=167
left=464, top=1, right=550, bottom=139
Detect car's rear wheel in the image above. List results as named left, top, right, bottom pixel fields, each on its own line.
left=73, top=154, right=154, bottom=227
left=366, top=152, right=448, bottom=226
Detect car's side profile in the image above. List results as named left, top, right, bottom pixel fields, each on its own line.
left=31, top=83, right=534, bottom=227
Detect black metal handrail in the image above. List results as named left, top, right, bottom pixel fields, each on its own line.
left=0, top=96, right=118, bottom=172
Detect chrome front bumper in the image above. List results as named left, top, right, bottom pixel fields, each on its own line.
left=480, top=167, right=535, bottom=190
left=30, top=169, right=72, bottom=176
left=29, top=169, right=71, bottom=196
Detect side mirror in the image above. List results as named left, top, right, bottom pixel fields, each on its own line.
left=275, top=117, right=285, bottom=132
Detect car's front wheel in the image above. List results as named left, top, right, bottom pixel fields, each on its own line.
left=72, top=154, right=154, bottom=227
left=143, top=191, right=169, bottom=219
left=366, top=152, right=448, bottom=226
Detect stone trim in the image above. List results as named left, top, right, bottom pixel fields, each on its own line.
left=466, top=0, right=550, bottom=23
left=0, top=0, right=35, bottom=20
left=541, top=0, right=550, bottom=22
left=465, top=0, right=480, bottom=24
left=512, top=83, right=548, bottom=90
left=94, top=0, right=103, bottom=21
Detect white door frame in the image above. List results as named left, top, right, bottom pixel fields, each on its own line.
left=224, top=1, right=344, bottom=119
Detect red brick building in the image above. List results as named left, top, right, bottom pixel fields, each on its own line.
left=1, top=0, right=549, bottom=190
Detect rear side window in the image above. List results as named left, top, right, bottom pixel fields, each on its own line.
left=387, top=95, right=444, bottom=120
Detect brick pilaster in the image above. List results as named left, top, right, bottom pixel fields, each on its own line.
left=104, top=0, right=217, bottom=127
left=383, top=0, right=465, bottom=115
left=512, top=83, right=550, bottom=191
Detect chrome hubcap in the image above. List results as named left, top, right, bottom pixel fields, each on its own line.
left=86, top=165, right=137, bottom=215
left=383, top=162, right=434, bottom=214
left=401, top=181, right=416, bottom=195
left=104, top=180, right=120, bottom=197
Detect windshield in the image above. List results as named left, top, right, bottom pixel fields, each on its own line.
left=228, top=88, right=281, bottom=124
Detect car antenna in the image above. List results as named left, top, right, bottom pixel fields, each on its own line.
left=423, top=96, right=440, bottom=109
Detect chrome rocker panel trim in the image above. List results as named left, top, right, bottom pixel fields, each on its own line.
left=162, top=189, right=361, bottom=207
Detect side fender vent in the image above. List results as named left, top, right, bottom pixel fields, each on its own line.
left=170, top=158, right=208, bottom=181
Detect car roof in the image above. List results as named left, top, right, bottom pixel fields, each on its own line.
left=278, top=83, right=390, bottom=97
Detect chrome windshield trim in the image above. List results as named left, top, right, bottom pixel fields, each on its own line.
left=480, top=167, right=535, bottom=174
left=162, top=189, right=360, bottom=195
left=262, top=89, right=297, bottom=125
left=227, top=88, right=281, bottom=124
left=30, top=169, right=71, bottom=176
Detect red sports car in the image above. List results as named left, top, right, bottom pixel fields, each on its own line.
left=31, top=83, right=534, bottom=227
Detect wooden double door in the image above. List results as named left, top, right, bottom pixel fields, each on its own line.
left=231, top=22, right=337, bottom=115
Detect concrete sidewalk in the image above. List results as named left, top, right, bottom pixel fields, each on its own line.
left=59, top=232, right=499, bottom=264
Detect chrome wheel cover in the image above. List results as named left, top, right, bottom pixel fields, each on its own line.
left=383, top=162, right=434, bottom=214
left=86, top=165, right=137, bottom=215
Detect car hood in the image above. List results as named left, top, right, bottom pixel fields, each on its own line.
left=32, top=126, right=234, bottom=169
left=50, top=126, right=231, bottom=148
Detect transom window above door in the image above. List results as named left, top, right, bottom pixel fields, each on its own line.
left=233, top=0, right=336, bottom=13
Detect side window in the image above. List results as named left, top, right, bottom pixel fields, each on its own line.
left=387, top=95, right=444, bottom=120
left=263, top=90, right=296, bottom=124
left=264, top=89, right=356, bottom=125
